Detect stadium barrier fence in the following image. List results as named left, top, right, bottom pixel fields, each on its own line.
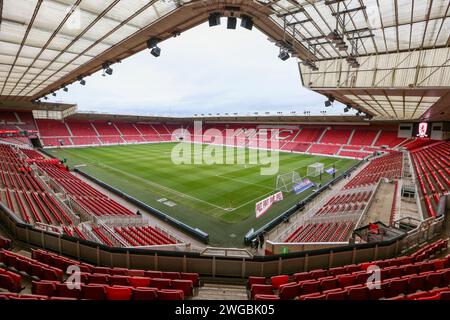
left=0, top=201, right=445, bottom=278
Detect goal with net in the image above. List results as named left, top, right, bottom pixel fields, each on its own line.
left=275, top=171, right=302, bottom=192
left=307, top=162, right=325, bottom=177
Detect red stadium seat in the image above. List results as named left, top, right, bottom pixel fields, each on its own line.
left=162, top=271, right=181, bottom=280
left=250, top=284, right=273, bottom=299
left=324, top=288, right=347, bottom=300
left=346, top=285, right=369, bottom=300
left=151, top=278, right=172, bottom=290
left=32, top=281, right=56, bottom=297
left=128, top=276, right=151, bottom=288
left=132, top=287, right=158, bottom=300
left=180, top=273, right=200, bottom=287
left=320, top=277, right=338, bottom=291
left=388, top=278, right=408, bottom=297
left=171, top=279, right=193, bottom=297
left=88, top=273, right=109, bottom=285
left=247, top=276, right=266, bottom=289
left=299, top=280, right=320, bottom=295
left=293, top=272, right=311, bottom=282
left=270, top=275, right=289, bottom=289
left=81, top=284, right=107, bottom=300
left=298, top=292, right=325, bottom=300
left=106, top=286, right=132, bottom=300
left=278, top=283, right=300, bottom=300
left=56, top=283, right=81, bottom=299
left=158, top=289, right=184, bottom=300
left=109, top=275, right=130, bottom=286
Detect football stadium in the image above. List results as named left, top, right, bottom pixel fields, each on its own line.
left=0, top=0, right=449, bottom=309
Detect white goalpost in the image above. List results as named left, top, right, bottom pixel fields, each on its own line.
left=307, top=162, right=324, bottom=177
left=276, top=171, right=302, bottom=192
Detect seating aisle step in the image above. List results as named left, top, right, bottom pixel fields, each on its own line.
left=192, top=284, right=248, bottom=300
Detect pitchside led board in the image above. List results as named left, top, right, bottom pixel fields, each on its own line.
left=413, top=122, right=431, bottom=138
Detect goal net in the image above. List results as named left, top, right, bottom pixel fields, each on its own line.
left=276, top=171, right=302, bottom=192
left=307, top=163, right=325, bottom=177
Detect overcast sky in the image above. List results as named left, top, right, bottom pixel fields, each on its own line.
left=46, top=20, right=350, bottom=117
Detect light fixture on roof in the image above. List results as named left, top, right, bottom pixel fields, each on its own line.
left=208, top=12, right=221, bottom=27
left=240, top=15, right=253, bottom=30
left=278, top=50, right=290, bottom=61
left=63, top=87, right=68, bottom=92
left=44, top=96, right=48, bottom=100
left=102, top=62, right=113, bottom=76
left=147, top=38, right=161, bottom=57
left=325, top=96, right=334, bottom=107
left=227, top=16, right=237, bottom=29
left=150, top=46, right=161, bottom=57
left=78, top=76, right=86, bottom=86
left=52, top=92, right=56, bottom=97
left=344, top=104, right=352, bottom=113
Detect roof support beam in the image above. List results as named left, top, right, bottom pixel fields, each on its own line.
left=0, top=0, right=43, bottom=96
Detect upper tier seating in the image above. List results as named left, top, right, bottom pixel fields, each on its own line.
left=134, top=123, right=159, bottom=135
left=115, top=122, right=140, bottom=136
left=294, top=128, right=323, bottom=143
left=66, top=120, right=97, bottom=136
left=91, top=122, right=120, bottom=136
left=36, top=120, right=70, bottom=137
left=320, top=128, right=352, bottom=144
left=373, top=131, right=406, bottom=148
left=349, top=129, right=379, bottom=146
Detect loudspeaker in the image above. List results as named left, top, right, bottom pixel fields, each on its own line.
left=227, top=17, right=237, bottom=29
left=240, top=15, right=253, bottom=30
left=208, top=13, right=221, bottom=27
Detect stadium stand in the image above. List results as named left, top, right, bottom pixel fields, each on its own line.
left=319, top=128, right=352, bottom=145
left=373, top=131, right=406, bottom=148
left=410, top=141, right=450, bottom=217
left=343, top=152, right=403, bottom=190
left=348, top=129, right=379, bottom=146
left=0, top=247, right=199, bottom=300
left=250, top=238, right=449, bottom=300
left=34, top=119, right=415, bottom=161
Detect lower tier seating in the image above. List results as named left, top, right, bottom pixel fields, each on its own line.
left=250, top=239, right=449, bottom=300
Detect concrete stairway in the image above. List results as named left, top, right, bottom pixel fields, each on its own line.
left=193, top=283, right=248, bottom=300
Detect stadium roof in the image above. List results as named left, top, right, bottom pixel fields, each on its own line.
left=0, top=0, right=449, bottom=121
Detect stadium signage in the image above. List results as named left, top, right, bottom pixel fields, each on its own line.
left=292, top=179, right=315, bottom=194
left=255, top=191, right=283, bottom=218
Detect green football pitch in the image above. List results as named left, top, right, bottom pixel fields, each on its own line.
left=47, top=143, right=358, bottom=246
